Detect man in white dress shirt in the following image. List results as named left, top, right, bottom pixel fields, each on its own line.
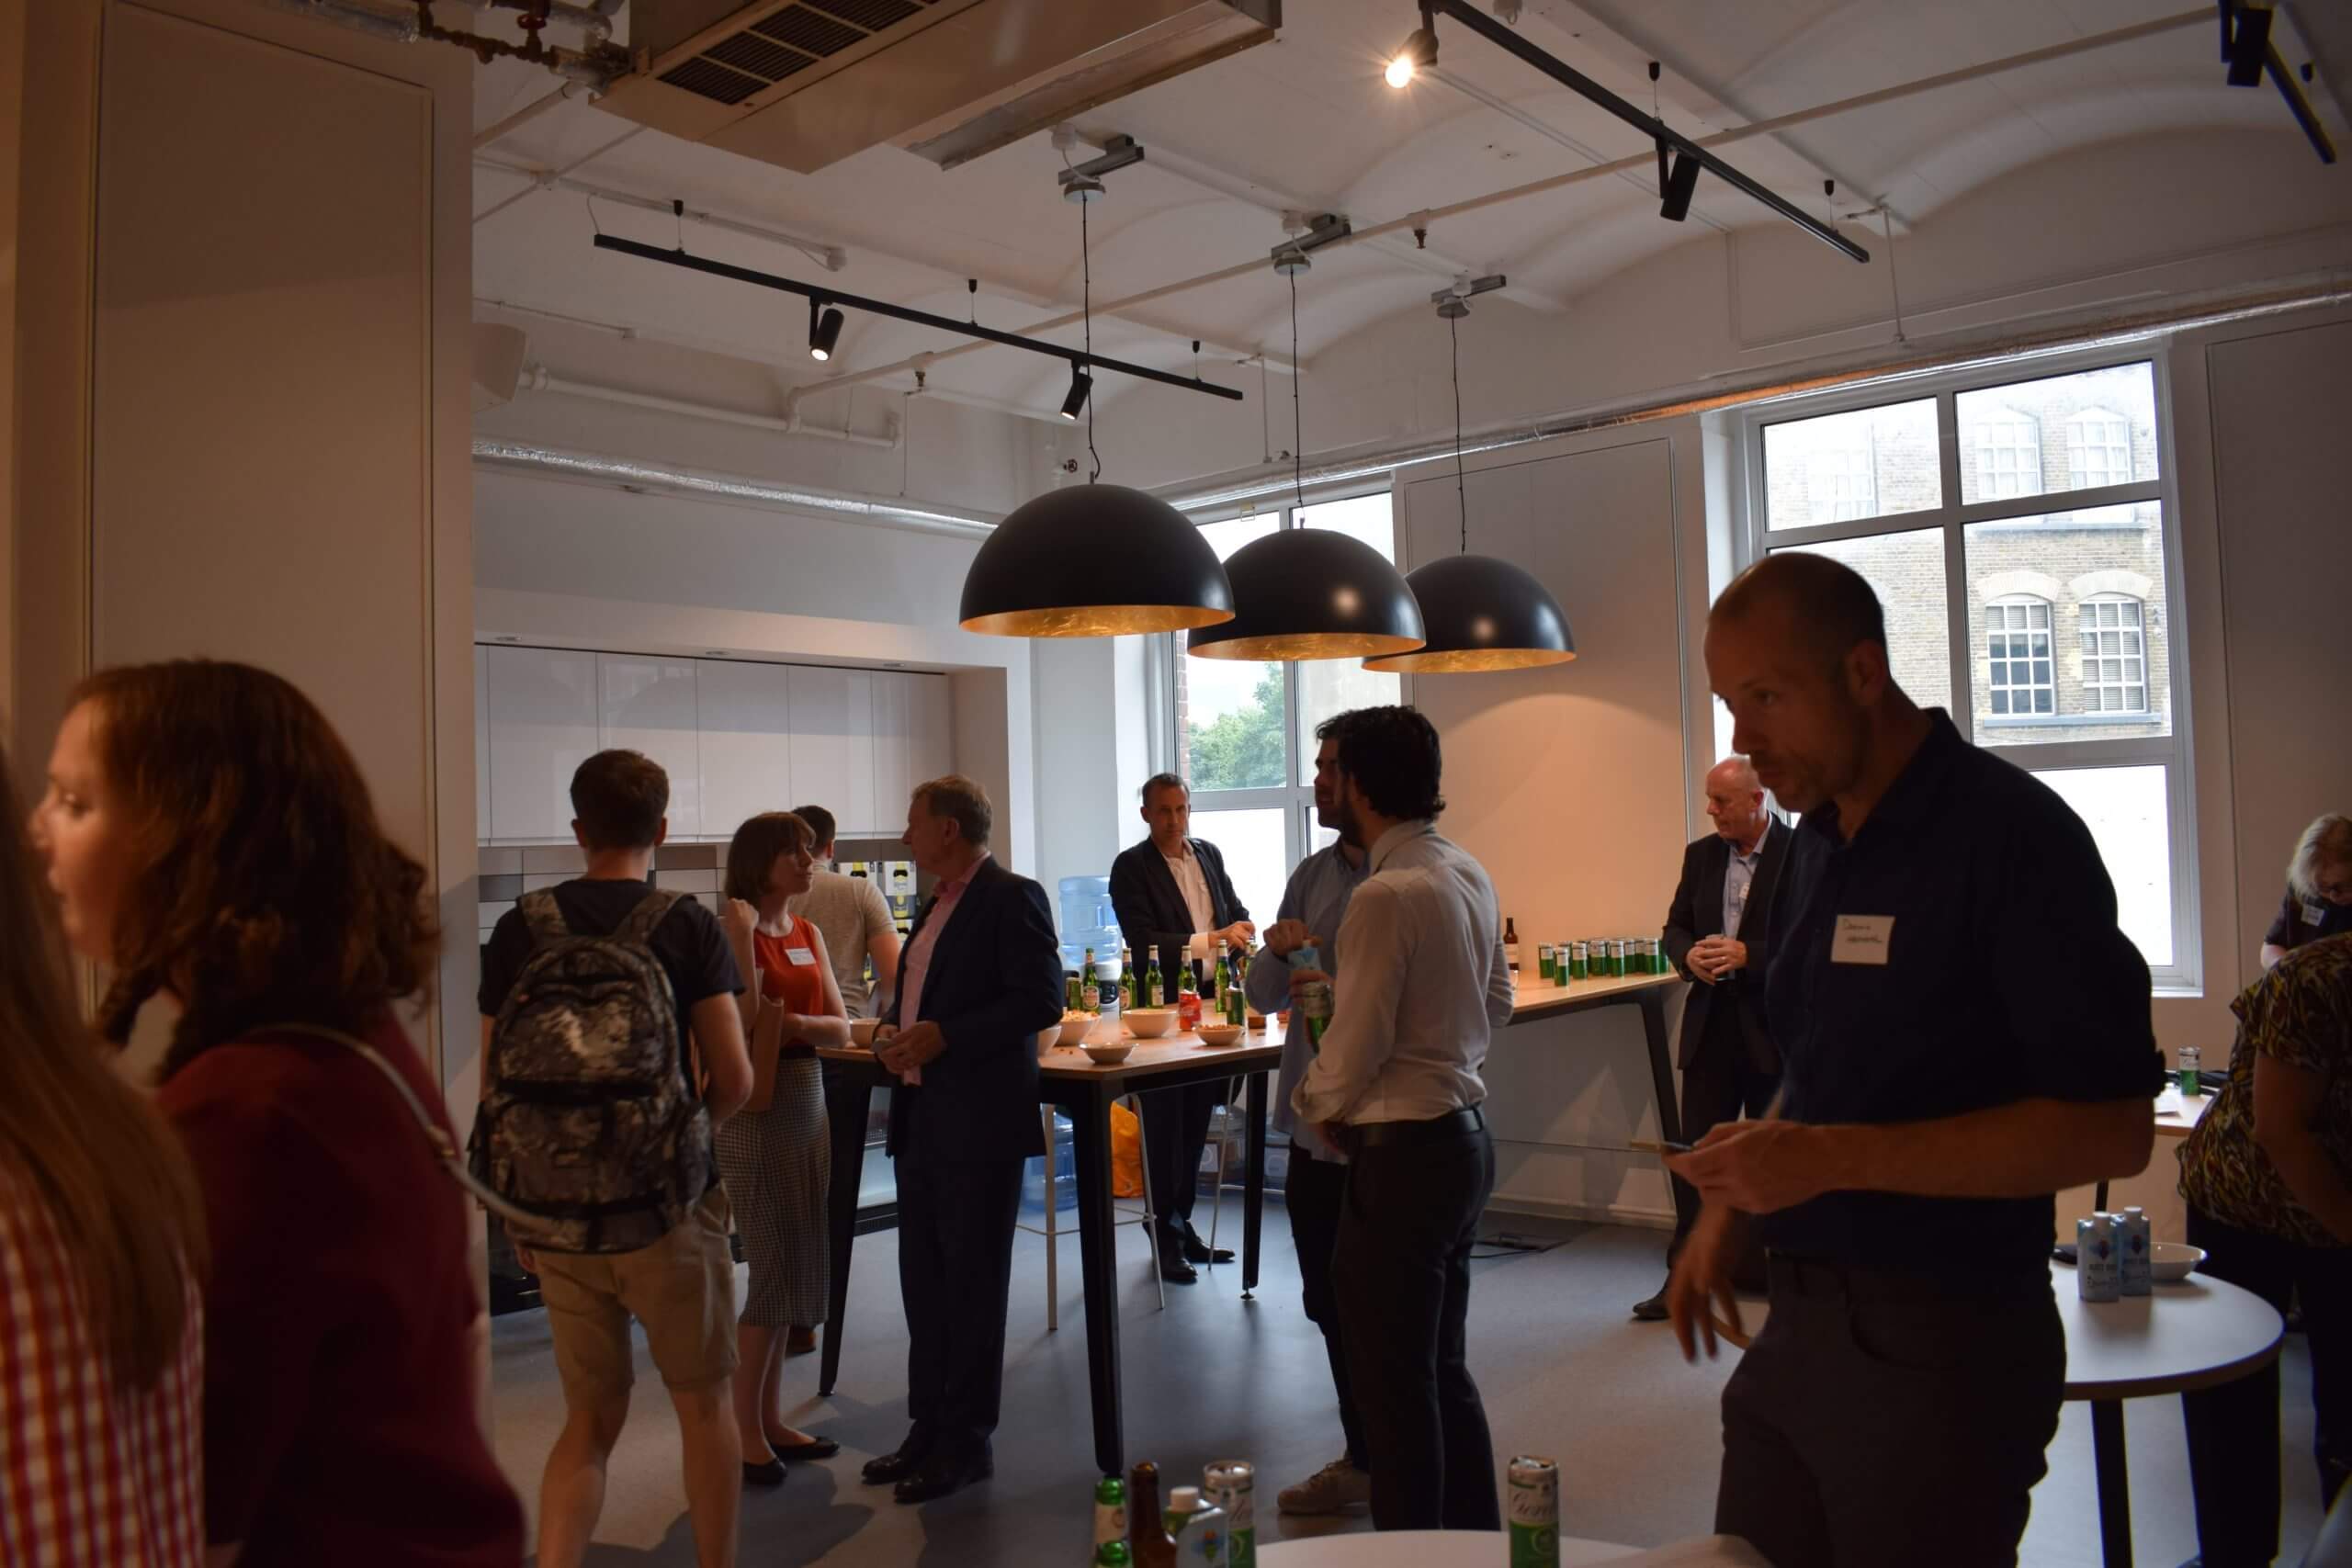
left=1293, top=705, right=1514, bottom=1533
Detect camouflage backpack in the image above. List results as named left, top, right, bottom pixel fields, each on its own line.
left=469, top=888, right=711, bottom=1255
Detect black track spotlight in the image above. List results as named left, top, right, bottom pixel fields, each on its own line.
left=1385, top=23, right=1439, bottom=87
left=1059, top=367, right=1092, bottom=420
left=808, top=302, right=845, bottom=362
left=1657, top=141, right=1701, bottom=222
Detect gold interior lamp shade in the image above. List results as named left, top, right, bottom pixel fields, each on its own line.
left=1362, top=554, right=1574, bottom=673
left=958, top=483, right=1234, bottom=637
left=1185, top=528, right=1426, bottom=662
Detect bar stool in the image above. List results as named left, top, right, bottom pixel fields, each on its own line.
left=1019, top=1098, right=1166, bottom=1330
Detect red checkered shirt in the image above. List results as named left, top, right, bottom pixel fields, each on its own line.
left=0, top=1163, right=203, bottom=1565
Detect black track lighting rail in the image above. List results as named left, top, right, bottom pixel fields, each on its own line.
left=594, top=235, right=1244, bottom=402
left=1421, top=0, right=1871, bottom=264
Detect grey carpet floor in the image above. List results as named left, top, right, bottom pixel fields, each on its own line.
left=487, top=1206, right=2325, bottom=1566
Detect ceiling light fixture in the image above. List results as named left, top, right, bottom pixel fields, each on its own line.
left=1270, top=211, right=1353, bottom=276
left=1385, top=10, right=1438, bottom=88
left=1365, top=287, right=1574, bottom=673
left=956, top=160, right=1233, bottom=638
left=1188, top=257, right=1425, bottom=663
left=808, top=301, right=844, bottom=362
left=1407, top=0, right=1869, bottom=262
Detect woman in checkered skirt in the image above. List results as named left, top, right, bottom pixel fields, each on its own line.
left=718, top=812, right=851, bottom=1484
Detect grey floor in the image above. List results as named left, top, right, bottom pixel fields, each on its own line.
left=488, top=1201, right=2326, bottom=1566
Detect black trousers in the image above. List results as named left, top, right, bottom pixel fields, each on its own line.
left=2181, top=1206, right=2352, bottom=1567
left=1668, top=1011, right=1778, bottom=1261
left=1717, top=1259, right=2065, bottom=1566
left=1285, top=1144, right=1368, bottom=1470
left=1332, top=1120, right=1498, bottom=1532
left=893, top=1143, right=1023, bottom=1457
left=1140, top=1080, right=1222, bottom=1239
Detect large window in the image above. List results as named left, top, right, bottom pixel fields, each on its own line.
left=1157, top=491, right=1402, bottom=918
left=1748, top=355, right=2195, bottom=989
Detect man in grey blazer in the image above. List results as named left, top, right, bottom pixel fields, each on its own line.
left=1633, top=756, right=1821, bottom=1321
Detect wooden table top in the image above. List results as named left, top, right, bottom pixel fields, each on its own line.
left=1507, top=968, right=1681, bottom=1023
left=2052, top=1257, right=2282, bottom=1399
left=2154, top=1085, right=2213, bottom=1138
left=817, top=1019, right=1285, bottom=1084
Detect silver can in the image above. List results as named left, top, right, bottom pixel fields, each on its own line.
left=2076, top=1213, right=2120, bottom=1302
left=2117, top=1207, right=2152, bottom=1297
left=1507, top=1455, right=1559, bottom=1567
left=1203, top=1460, right=1255, bottom=1568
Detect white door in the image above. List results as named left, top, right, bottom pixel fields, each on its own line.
left=599, top=655, right=702, bottom=838
left=485, top=645, right=598, bottom=842
left=697, top=660, right=792, bottom=843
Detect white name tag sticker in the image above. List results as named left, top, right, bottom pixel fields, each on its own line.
left=1831, top=915, right=1894, bottom=965
left=784, top=946, right=818, bottom=967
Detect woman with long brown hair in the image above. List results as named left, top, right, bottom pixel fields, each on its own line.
left=29, top=660, right=525, bottom=1567
left=1, top=739, right=206, bottom=1563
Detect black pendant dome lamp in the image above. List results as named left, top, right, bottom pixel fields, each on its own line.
left=1188, top=263, right=1425, bottom=663
left=1363, top=305, right=1574, bottom=673
left=958, top=175, right=1233, bottom=638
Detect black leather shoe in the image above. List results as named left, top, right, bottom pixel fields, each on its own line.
left=893, top=1450, right=993, bottom=1505
left=1182, top=1225, right=1235, bottom=1265
left=1631, top=1289, right=1670, bottom=1323
left=742, top=1457, right=787, bottom=1487
left=1158, top=1246, right=1200, bottom=1285
left=767, top=1433, right=840, bottom=1461
left=862, top=1443, right=931, bottom=1485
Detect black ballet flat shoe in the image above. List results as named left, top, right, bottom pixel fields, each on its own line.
left=767, top=1433, right=841, bottom=1461
left=742, top=1457, right=788, bottom=1487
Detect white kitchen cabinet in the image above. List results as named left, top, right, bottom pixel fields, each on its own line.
left=910, top=673, right=952, bottom=796
left=843, top=671, right=878, bottom=838
left=599, top=655, right=702, bottom=838
left=695, top=659, right=792, bottom=840
left=484, top=645, right=598, bottom=842
left=786, top=665, right=854, bottom=830
left=869, top=671, right=913, bottom=835
left=473, top=647, right=492, bottom=840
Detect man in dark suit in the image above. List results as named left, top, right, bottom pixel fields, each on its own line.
left=1632, top=756, right=1820, bottom=1322
left=1109, top=773, right=1256, bottom=1283
left=862, top=775, right=1062, bottom=1503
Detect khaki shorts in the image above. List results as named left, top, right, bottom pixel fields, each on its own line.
left=535, top=1186, right=740, bottom=1404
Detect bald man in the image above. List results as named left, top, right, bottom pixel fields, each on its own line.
left=1664, top=552, right=2163, bottom=1566
left=1630, top=756, right=1820, bottom=1323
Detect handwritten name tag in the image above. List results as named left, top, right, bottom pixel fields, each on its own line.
left=785, top=946, right=818, bottom=967
left=1831, top=915, right=1894, bottom=965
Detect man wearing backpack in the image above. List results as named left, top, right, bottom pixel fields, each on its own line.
left=477, top=750, right=754, bottom=1568
left=861, top=775, right=1063, bottom=1504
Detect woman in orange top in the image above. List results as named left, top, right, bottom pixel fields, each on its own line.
left=718, top=812, right=851, bottom=1484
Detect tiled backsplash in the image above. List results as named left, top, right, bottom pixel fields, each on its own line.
left=476, top=841, right=726, bottom=945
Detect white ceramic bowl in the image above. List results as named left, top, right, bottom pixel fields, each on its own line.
left=1124, top=1009, right=1178, bottom=1039
left=2151, top=1241, right=2206, bottom=1282
left=849, top=1018, right=880, bottom=1048
left=1196, top=1023, right=1245, bottom=1048
left=1081, top=1042, right=1136, bottom=1065
left=1057, top=1014, right=1092, bottom=1046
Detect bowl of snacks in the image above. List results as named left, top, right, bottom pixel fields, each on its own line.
left=1123, top=1008, right=1178, bottom=1039
left=1057, top=1011, right=1092, bottom=1047
left=1196, top=1023, right=1245, bottom=1048
left=1081, top=1042, right=1135, bottom=1065
left=2150, top=1242, right=2206, bottom=1282
left=849, top=1018, right=880, bottom=1048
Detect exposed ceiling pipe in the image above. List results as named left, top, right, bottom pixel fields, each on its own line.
left=799, top=8, right=2211, bottom=399
left=514, top=366, right=900, bottom=448
left=477, top=157, right=848, bottom=269
left=465, top=0, right=613, bottom=43
left=473, top=125, right=642, bottom=226
left=1072, top=127, right=1570, bottom=312
left=473, top=81, right=583, bottom=152
left=265, top=0, right=418, bottom=44
left=1155, top=276, right=2352, bottom=513
left=472, top=441, right=996, bottom=538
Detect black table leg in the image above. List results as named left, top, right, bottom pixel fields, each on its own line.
left=1242, top=1068, right=1267, bottom=1300
left=1069, top=1082, right=1125, bottom=1477
left=2091, top=1398, right=2132, bottom=1568
left=818, top=1066, right=873, bottom=1399
left=1634, top=989, right=1690, bottom=1235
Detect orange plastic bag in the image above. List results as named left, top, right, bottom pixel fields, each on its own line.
left=1111, top=1100, right=1144, bottom=1199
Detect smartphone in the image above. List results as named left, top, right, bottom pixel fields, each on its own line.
left=1660, top=1139, right=1695, bottom=1154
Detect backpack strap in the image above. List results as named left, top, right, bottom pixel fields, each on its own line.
left=518, top=889, right=570, bottom=945
left=617, top=888, right=685, bottom=945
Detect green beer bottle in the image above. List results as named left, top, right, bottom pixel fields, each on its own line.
left=1143, top=946, right=1162, bottom=1010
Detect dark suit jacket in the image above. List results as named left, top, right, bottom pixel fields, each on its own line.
left=881, top=857, right=1061, bottom=1164
left=1108, top=835, right=1250, bottom=986
left=1660, top=818, right=1818, bottom=1074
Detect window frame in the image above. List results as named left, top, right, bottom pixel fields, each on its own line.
left=1147, top=483, right=1406, bottom=892
left=1729, top=346, right=2200, bottom=994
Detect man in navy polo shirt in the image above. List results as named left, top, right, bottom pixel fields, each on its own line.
left=1667, top=552, right=2165, bottom=1566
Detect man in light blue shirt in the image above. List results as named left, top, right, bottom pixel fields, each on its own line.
left=1246, top=729, right=1370, bottom=1516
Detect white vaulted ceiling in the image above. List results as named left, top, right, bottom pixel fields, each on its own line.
left=468, top=0, right=2348, bottom=422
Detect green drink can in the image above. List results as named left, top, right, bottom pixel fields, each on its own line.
left=1568, top=941, right=1588, bottom=981
left=1637, top=938, right=1656, bottom=975
left=1609, top=940, right=1627, bottom=977
left=1508, top=1455, right=1559, bottom=1567
left=1537, top=943, right=1555, bottom=983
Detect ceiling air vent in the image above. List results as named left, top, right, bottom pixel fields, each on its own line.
left=603, top=0, right=1279, bottom=173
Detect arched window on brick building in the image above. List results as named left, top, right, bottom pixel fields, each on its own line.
left=1973, top=411, right=2041, bottom=499
left=2066, top=408, right=2132, bottom=490
left=2079, top=595, right=2148, bottom=713
left=1985, top=596, right=2054, bottom=716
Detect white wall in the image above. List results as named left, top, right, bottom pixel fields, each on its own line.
left=1029, top=634, right=1154, bottom=931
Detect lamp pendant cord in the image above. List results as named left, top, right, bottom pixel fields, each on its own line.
left=1082, top=198, right=1102, bottom=482
left=1290, top=267, right=1305, bottom=512
left=1451, top=311, right=1467, bottom=553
